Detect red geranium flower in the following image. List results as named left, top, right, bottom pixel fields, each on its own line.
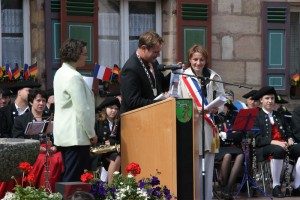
left=80, top=172, right=94, bottom=183
left=126, top=162, right=141, bottom=176
left=19, top=162, right=32, bottom=173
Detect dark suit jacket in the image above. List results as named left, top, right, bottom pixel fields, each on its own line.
left=254, top=110, right=292, bottom=161
left=292, top=106, right=300, bottom=142
left=12, top=112, right=51, bottom=140
left=120, top=53, right=170, bottom=113
left=95, top=118, right=120, bottom=145
left=0, top=103, right=19, bottom=138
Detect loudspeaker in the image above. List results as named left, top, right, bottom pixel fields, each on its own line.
left=55, top=182, right=91, bottom=200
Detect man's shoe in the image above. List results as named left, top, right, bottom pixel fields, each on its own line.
left=292, top=186, right=300, bottom=196
left=272, top=185, right=284, bottom=198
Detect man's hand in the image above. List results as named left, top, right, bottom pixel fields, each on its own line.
left=271, top=140, right=288, bottom=150
left=90, top=135, right=98, bottom=144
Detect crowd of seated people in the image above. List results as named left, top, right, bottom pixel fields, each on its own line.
left=2, top=79, right=300, bottom=200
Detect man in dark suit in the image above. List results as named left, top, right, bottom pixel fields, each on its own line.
left=0, top=81, right=40, bottom=138
left=120, top=31, right=170, bottom=113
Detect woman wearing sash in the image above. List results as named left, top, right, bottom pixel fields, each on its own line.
left=178, top=44, right=225, bottom=199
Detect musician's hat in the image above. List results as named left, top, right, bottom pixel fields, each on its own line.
left=242, top=90, right=258, bottom=99
left=0, top=86, right=13, bottom=97
left=251, top=86, right=278, bottom=101
left=96, top=97, right=120, bottom=112
left=8, top=80, right=41, bottom=94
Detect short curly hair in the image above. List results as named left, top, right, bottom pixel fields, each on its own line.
left=27, top=89, right=48, bottom=104
left=60, top=38, right=87, bottom=63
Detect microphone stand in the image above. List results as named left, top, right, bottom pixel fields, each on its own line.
left=173, top=71, right=251, bottom=200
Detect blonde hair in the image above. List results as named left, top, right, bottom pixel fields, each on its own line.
left=187, top=45, right=209, bottom=68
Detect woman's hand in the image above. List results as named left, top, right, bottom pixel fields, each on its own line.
left=105, top=140, right=111, bottom=146
left=90, top=135, right=98, bottom=145
left=210, top=107, right=219, bottom=115
left=49, top=146, right=57, bottom=153
left=197, top=106, right=210, bottom=114
left=40, top=146, right=46, bottom=153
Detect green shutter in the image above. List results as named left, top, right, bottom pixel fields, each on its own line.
left=267, top=30, right=284, bottom=69
left=66, top=0, right=94, bottom=16
left=51, top=20, right=61, bottom=63
left=183, top=27, right=206, bottom=62
left=262, top=2, right=290, bottom=93
left=67, top=22, right=94, bottom=64
left=51, top=0, right=60, bottom=13
left=181, top=3, right=208, bottom=21
left=267, top=7, right=286, bottom=23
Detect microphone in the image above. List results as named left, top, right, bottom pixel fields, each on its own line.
left=158, top=64, right=183, bottom=71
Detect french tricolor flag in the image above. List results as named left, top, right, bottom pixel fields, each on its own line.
left=93, top=64, right=112, bottom=81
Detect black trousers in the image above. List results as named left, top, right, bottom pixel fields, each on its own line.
left=60, top=145, right=90, bottom=182
left=262, top=144, right=286, bottom=160
left=290, top=143, right=300, bottom=159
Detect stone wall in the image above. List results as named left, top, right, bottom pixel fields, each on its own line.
left=211, top=0, right=263, bottom=100
left=210, top=0, right=299, bottom=110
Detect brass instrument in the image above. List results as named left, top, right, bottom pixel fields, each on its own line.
left=90, top=144, right=121, bottom=154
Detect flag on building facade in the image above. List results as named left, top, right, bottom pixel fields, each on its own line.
left=292, top=72, right=300, bottom=82
left=0, top=67, right=3, bottom=78
left=5, top=64, right=12, bottom=80
left=112, top=65, right=120, bottom=75
left=12, top=63, right=20, bottom=79
left=93, top=64, right=112, bottom=81
left=23, top=64, right=30, bottom=80
left=29, top=62, right=38, bottom=76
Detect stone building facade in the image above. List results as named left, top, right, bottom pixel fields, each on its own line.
left=13, top=0, right=300, bottom=109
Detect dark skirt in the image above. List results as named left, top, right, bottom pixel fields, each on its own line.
left=215, top=146, right=243, bottom=161
left=89, top=151, right=120, bottom=171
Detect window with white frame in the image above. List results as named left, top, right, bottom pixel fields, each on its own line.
left=98, top=0, right=161, bottom=68
left=0, top=0, right=30, bottom=67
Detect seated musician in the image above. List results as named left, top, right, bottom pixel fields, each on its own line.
left=91, top=97, right=121, bottom=184
left=242, top=90, right=260, bottom=110
left=253, top=86, right=300, bottom=197
left=215, top=99, right=243, bottom=200
left=11, top=89, right=63, bottom=191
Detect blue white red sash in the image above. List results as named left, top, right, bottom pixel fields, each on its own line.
left=182, top=75, right=217, bottom=137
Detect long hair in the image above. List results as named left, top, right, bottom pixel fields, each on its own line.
left=98, top=107, right=119, bottom=124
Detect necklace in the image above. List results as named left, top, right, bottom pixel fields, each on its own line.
left=136, top=53, right=157, bottom=96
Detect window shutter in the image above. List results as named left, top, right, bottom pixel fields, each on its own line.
left=262, top=2, right=290, bottom=94
left=45, top=0, right=98, bottom=90
left=61, top=0, right=98, bottom=71
left=177, top=0, right=211, bottom=64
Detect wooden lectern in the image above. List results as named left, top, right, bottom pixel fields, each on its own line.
left=121, top=98, right=200, bottom=199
